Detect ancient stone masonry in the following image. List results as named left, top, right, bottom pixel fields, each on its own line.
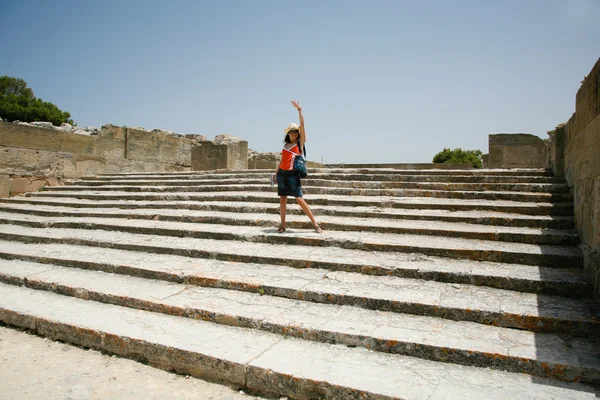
left=554, top=57, right=600, bottom=299
left=191, top=134, right=249, bottom=171
left=488, top=133, right=547, bottom=169
left=0, top=167, right=598, bottom=398
left=0, top=122, right=205, bottom=197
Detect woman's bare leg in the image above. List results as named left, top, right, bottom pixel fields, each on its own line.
left=295, top=197, right=321, bottom=231
left=279, top=196, right=288, bottom=229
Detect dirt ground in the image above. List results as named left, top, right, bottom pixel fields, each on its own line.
left=0, top=324, right=262, bottom=400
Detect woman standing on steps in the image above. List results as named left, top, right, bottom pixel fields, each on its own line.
left=275, top=100, right=323, bottom=234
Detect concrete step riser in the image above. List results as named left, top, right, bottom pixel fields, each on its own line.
left=62, top=181, right=570, bottom=193
left=6, top=196, right=576, bottom=217
left=0, top=209, right=578, bottom=246
left=43, top=186, right=574, bottom=202
left=1, top=270, right=594, bottom=383
left=0, top=254, right=596, bottom=337
left=0, top=200, right=575, bottom=229
left=0, top=219, right=582, bottom=268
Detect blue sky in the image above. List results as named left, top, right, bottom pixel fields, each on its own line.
left=1, top=1, right=598, bottom=163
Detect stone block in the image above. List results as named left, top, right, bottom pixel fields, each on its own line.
left=581, top=244, right=600, bottom=300
left=98, top=124, right=127, bottom=140
left=576, top=178, right=597, bottom=246
left=595, top=175, right=600, bottom=249
left=45, top=177, right=59, bottom=187
left=0, top=121, right=60, bottom=151
left=9, top=177, right=33, bottom=196
left=0, top=146, right=74, bottom=178
left=249, top=158, right=278, bottom=170
left=584, top=114, right=600, bottom=178
left=552, top=125, right=565, bottom=177
left=126, top=128, right=191, bottom=166
left=55, top=131, right=123, bottom=160
left=488, top=134, right=547, bottom=168
left=0, top=174, right=8, bottom=198
left=73, top=155, right=107, bottom=176
left=192, top=140, right=248, bottom=171
left=574, top=58, right=600, bottom=134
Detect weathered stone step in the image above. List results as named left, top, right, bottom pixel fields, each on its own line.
left=2, top=285, right=597, bottom=400
left=70, top=173, right=565, bottom=184
left=12, top=193, right=576, bottom=216
left=1, top=259, right=598, bottom=383
left=40, top=185, right=573, bottom=203
left=0, top=242, right=594, bottom=333
left=0, top=212, right=582, bottom=267
left=0, top=238, right=589, bottom=298
left=0, top=222, right=590, bottom=300
left=0, top=204, right=579, bottom=245
left=65, top=179, right=569, bottom=193
left=90, top=168, right=555, bottom=177
left=0, top=197, right=576, bottom=228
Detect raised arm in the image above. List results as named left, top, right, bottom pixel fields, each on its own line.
left=291, top=100, right=306, bottom=146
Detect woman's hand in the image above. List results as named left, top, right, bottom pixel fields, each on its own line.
left=291, top=100, right=302, bottom=111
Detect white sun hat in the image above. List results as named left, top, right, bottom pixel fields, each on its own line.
left=284, top=123, right=300, bottom=135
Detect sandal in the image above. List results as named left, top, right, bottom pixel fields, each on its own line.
left=314, top=224, right=323, bottom=234
left=277, top=225, right=286, bottom=233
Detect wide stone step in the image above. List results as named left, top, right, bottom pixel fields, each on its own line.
left=0, top=204, right=579, bottom=245
left=25, top=191, right=575, bottom=213
left=0, top=238, right=589, bottom=298
left=2, top=285, right=597, bottom=400
left=89, top=168, right=555, bottom=177
left=63, top=179, right=570, bottom=193
left=0, top=233, right=600, bottom=335
left=70, top=173, right=565, bottom=184
left=0, top=197, right=576, bottom=228
left=1, top=259, right=598, bottom=383
left=0, top=212, right=582, bottom=268
left=41, top=185, right=573, bottom=202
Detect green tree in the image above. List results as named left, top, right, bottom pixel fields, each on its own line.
left=433, top=148, right=483, bottom=168
left=0, top=76, right=74, bottom=126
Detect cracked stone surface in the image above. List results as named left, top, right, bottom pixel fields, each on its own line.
left=0, top=212, right=582, bottom=268
left=0, top=197, right=576, bottom=229
left=28, top=184, right=573, bottom=203
left=21, top=189, right=571, bottom=209
left=1, top=283, right=598, bottom=399
left=0, top=242, right=597, bottom=334
left=0, top=228, right=589, bottom=295
left=0, top=326, right=259, bottom=400
left=0, top=168, right=598, bottom=399
left=0, top=203, right=579, bottom=246
left=71, top=170, right=562, bottom=183
left=54, top=180, right=570, bottom=194
left=5, top=193, right=574, bottom=221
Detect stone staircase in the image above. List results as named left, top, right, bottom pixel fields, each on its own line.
left=0, top=168, right=598, bottom=399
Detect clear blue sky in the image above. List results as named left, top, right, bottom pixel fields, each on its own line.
left=1, top=0, right=598, bottom=163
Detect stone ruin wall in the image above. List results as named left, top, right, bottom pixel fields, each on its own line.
left=560, top=57, right=600, bottom=297
left=486, top=58, right=599, bottom=297
left=0, top=122, right=205, bottom=197
left=487, top=133, right=548, bottom=169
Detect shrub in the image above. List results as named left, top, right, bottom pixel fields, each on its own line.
left=433, top=148, right=483, bottom=168
left=0, top=76, right=74, bottom=126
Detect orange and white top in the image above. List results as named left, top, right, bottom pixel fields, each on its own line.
left=279, top=143, right=301, bottom=171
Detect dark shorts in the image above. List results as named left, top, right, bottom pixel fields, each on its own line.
left=277, top=169, right=303, bottom=197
